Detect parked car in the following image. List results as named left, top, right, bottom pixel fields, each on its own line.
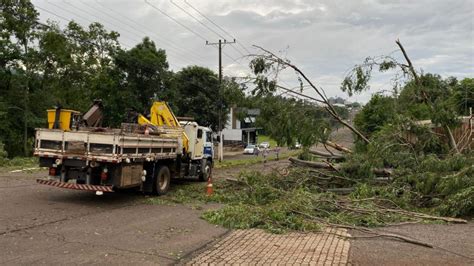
left=259, top=142, right=270, bottom=149
left=243, top=144, right=259, bottom=155
left=290, top=142, right=302, bottom=149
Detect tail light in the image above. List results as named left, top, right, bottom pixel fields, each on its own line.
left=49, top=167, right=56, bottom=176
left=101, top=168, right=108, bottom=181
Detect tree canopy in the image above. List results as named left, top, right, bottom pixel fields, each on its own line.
left=0, top=1, right=245, bottom=157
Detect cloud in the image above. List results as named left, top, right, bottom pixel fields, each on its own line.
left=33, top=0, right=474, bottom=103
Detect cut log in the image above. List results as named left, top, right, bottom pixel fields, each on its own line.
left=309, top=150, right=345, bottom=160
left=326, top=187, right=354, bottom=194
left=325, top=141, right=353, bottom=153
left=290, top=157, right=393, bottom=177
left=372, top=168, right=393, bottom=177
left=289, top=157, right=341, bottom=170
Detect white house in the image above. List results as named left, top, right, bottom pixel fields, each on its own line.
left=222, top=107, right=260, bottom=146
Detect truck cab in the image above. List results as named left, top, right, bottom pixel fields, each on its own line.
left=181, top=122, right=213, bottom=180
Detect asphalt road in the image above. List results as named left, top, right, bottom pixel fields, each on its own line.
left=0, top=170, right=227, bottom=265
left=349, top=222, right=474, bottom=265
left=0, top=159, right=289, bottom=265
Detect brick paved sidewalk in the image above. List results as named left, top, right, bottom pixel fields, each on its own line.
left=187, top=228, right=350, bottom=265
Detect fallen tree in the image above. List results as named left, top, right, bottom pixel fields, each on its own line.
left=191, top=166, right=470, bottom=245
left=308, top=149, right=344, bottom=159
left=250, top=46, right=371, bottom=144
left=289, top=157, right=393, bottom=177
left=155, top=40, right=472, bottom=247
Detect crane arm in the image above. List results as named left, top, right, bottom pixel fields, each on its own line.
left=138, top=101, right=189, bottom=153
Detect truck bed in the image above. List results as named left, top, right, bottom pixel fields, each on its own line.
left=34, top=127, right=183, bottom=163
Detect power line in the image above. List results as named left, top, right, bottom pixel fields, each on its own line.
left=145, top=0, right=207, bottom=42
left=36, top=4, right=134, bottom=49
left=183, top=0, right=252, bottom=55
left=47, top=1, right=139, bottom=46
left=144, top=0, right=239, bottom=64
left=170, top=0, right=246, bottom=58
left=35, top=5, right=70, bottom=23
left=53, top=1, right=192, bottom=67
left=170, top=0, right=225, bottom=40
left=91, top=0, right=210, bottom=65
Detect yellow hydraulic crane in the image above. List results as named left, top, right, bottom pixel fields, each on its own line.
left=138, top=101, right=190, bottom=153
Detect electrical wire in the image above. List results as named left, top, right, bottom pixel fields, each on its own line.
left=170, top=0, right=246, bottom=58
left=183, top=0, right=252, bottom=55
left=52, top=1, right=192, bottom=67
left=92, top=0, right=210, bottom=65
left=47, top=1, right=140, bottom=46
left=144, top=0, right=239, bottom=64
left=170, top=0, right=225, bottom=40
left=36, top=4, right=134, bottom=49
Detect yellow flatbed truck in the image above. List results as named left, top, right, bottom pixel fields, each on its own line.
left=35, top=102, right=213, bottom=195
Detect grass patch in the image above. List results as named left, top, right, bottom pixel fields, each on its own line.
left=0, top=157, right=39, bottom=171
left=215, top=150, right=300, bottom=169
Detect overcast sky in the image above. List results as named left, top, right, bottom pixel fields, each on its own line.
left=33, top=0, right=473, bottom=103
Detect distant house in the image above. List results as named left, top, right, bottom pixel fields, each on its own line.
left=222, top=107, right=260, bottom=146
left=328, top=97, right=346, bottom=105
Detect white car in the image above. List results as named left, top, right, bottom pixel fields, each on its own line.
left=259, top=142, right=270, bottom=149
left=290, top=142, right=302, bottom=149
left=243, top=144, right=258, bottom=155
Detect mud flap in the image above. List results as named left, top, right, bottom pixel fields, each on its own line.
left=141, top=163, right=155, bottom=193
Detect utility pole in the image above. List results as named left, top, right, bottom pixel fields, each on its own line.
left=206, top=39, right=236, bottom=162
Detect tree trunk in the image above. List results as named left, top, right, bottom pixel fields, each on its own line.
left=253, top=45, right=371, bottom=144
left=445, top=125, right=460, bottom=154
left=309, top=149, right=344, bottom=160
left=289, top=157, right=393, bottom=177
left=23, top=41, right=29, bottom=157
left=324, top=141, right=352, bottom=154
left=289, top=157, right=341, bottom=170
left=395, top=40, right=460, bottom=154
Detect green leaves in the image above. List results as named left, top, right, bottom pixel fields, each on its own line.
left=255, top=95, right=330, bottom=148
left=354, top=94, right=397, bottom=138
left=173, top=66, right=218, bottom=129
left=112, top=37, right=171, bottom=119
left=379, top=60, right=397, bottom=72
left=341, top=65, right=373, bottom=97
left=249, top=57, right=268, bottom=75
left=248, top=56, right=279, bottom=96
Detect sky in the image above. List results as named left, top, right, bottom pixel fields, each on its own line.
left=32, top=0, right=474, bottom=103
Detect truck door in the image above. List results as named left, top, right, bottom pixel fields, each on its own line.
left=203, top=131, right=213, bottom=158
left=194, top=128, right=204, bottom=158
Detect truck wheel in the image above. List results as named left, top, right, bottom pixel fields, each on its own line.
left=154, top=166, right=170, bottom=195
left=199, top=161, right=212, bottom=181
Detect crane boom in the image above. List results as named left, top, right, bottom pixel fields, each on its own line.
left=138, top=101, right=189, bottom=153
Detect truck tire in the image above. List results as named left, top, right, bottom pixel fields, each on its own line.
left=154, top=165, right=171, bottom=195
left=199, top=160, right=212, bottom=181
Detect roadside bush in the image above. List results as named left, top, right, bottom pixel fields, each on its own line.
left=0, top=142, right=8, bottom=166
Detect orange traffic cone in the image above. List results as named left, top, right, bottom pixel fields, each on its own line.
left=206, top=177, right=213, bottom=196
